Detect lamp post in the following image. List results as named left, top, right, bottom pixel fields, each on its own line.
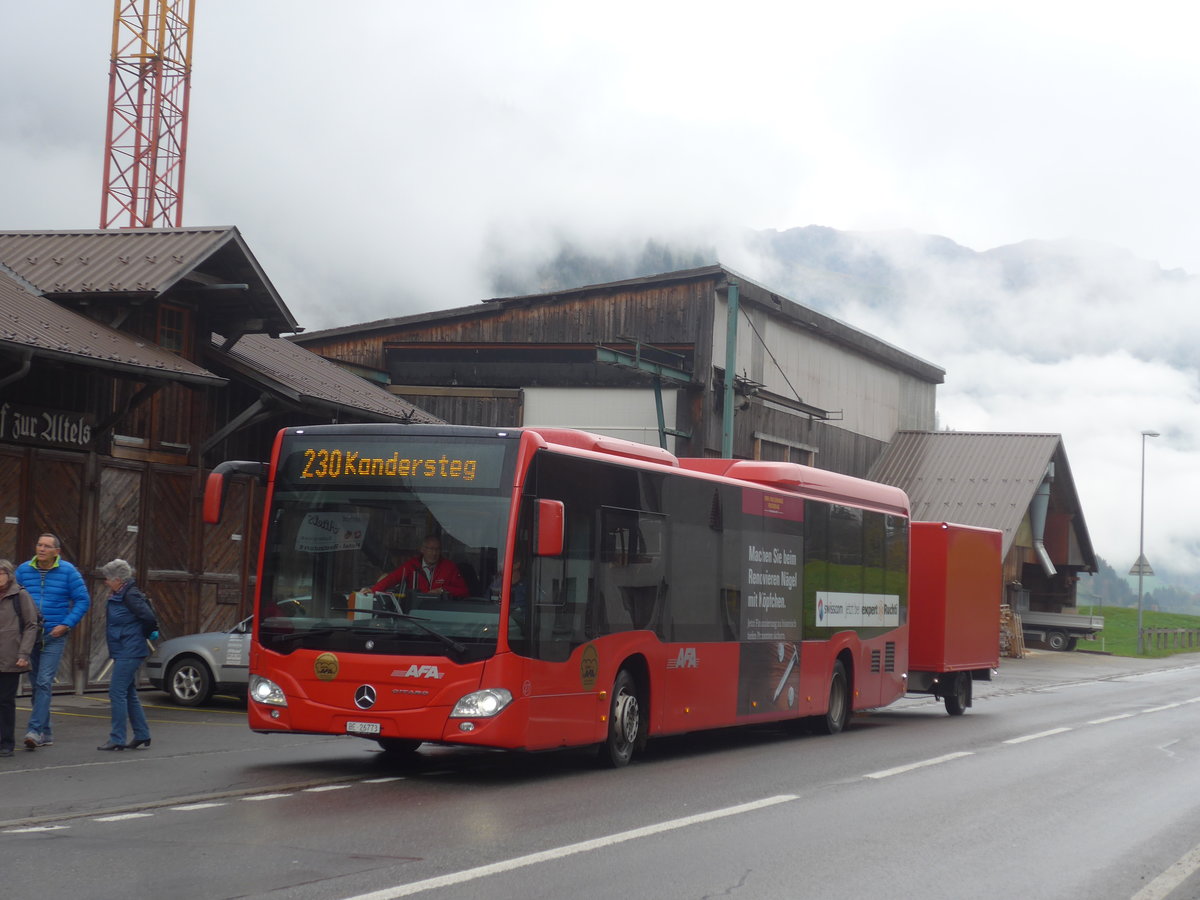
left=1136, top=429, right=1160, bottom=654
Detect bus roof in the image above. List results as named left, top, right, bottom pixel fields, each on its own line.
left=527, top=427, right=910, bottom=517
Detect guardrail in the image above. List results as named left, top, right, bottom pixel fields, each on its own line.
left=1141, top=628, right=1200, bottom=650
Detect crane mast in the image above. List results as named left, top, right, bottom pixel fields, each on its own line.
left=100, top=0, right=196, bottom=229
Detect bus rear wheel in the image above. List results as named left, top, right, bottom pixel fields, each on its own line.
left=599, top=669, right=645, bottom=768
left=815, top=660, right=849, bottom=735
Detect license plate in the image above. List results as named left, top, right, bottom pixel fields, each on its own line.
left=346, top=721, right=381, bottom=735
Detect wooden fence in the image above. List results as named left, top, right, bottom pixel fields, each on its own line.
left=1141, top=628, right=1200, bottom=650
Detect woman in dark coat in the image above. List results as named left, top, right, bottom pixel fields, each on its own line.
left=98, top=559, right=158, bottom=751
left=0, top=558, right=39, bottom=757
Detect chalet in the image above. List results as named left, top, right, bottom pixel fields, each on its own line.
left=0, top=227, right=439, bottom=688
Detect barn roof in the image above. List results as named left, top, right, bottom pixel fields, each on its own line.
left=293, top=264, right=945, bottom=385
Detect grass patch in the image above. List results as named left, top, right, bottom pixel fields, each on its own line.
left=1073, top=605, right=1200, bottom=658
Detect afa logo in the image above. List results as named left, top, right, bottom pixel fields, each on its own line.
left=667, top=647, right=698, bottom=669
left=391, top=664, right=445, bottom=679
left=314, top=652, right=339, bottom=681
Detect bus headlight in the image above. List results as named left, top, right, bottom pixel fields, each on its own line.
left=250, top=674, right=288, bottom=707
left=450, top=688, right=513, bottom=718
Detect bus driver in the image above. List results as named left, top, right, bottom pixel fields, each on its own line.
left=369, top=535, right=468, bottom=598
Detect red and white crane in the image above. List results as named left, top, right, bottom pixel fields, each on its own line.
left=100, top=0, right=196, bottom=229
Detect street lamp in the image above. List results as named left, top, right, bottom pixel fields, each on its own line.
left=1136, top=429, right=1160, bottom=654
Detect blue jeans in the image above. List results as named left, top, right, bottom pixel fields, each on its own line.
left=108, top=656, right=149, bottom=745
left=26, top=634, right=66, bottom=739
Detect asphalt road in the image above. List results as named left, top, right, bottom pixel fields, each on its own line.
left=3, top=649, right=1200, bottom=900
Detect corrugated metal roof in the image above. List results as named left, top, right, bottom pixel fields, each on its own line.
left=868, top=430, right=1095, bottom=564
left=213, top=333, right=443, bottom=424
left=0, top=227, right=300, bottom=335
left=0, top=268, right=226, bottom=386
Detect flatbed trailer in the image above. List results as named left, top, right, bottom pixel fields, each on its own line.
left=906, top=522, right=1003, bottom=714
left=1021, top=610, right=1104, bottom=651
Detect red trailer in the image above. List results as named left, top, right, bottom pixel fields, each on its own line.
left=906, top=521, right=1003, bottom=715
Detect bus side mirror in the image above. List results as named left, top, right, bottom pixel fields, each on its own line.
left=535, top=499, right=565, bottom=557
left=203, top=461, right=268, bottom=524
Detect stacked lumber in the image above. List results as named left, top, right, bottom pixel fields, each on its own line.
left=1000, top=604, right=1026, bottom=659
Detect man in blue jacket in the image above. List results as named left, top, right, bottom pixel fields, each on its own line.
left=16, top=533, right=91, bottom=749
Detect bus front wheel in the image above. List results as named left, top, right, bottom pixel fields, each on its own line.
left=815, top=660, right=850, bottom=735
left=599, top=669, right=645, bottom=768
left=377, top=738, right=422, bottom=756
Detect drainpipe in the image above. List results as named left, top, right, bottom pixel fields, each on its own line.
left=721, top=280, right=739, bottom=458
left=0, top=349, right=33, bottom=389
left=1029, top=463, right=1057, bottom=577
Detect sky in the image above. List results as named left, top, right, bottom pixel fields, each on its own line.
left=1, top=1, right=1197, bottom=580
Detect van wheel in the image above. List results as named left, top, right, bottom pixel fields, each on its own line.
left=815, top=660, right=849, bottom=735
left=1046, top=630, right=1069, bottom=651
left=598, top=669, right=644, bottom=768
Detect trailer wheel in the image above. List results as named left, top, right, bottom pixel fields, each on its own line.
left=598, top=668, right=645, bottom=768
left=944, top=672, right=971, bottom=716
left=1045, top=630, right=1069, bottom=651
left=815, top=660, right=850, bottom=735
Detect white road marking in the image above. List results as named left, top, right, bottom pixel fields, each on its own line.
left=1144, top=703, right=1183, bottom=713
left=169, top=802, right=226, bottom=811
left=864, top=752, right=974, bottom=780
left=95, top=812, right=154, bottom=822
left=1131, top=841, right=1200, bottom=900
left=1004, top=727, right=1071, bottom=744
left=363, top=777, right=405, bottom=783
left=1088, top=714, right=1135, bottom=725
left=339, top=795, right=799, bottom=900
left=303, top=784, right=354, bottom=792
left=242, top=793, right=293, bottom=801
left=3, top=824, right=69, bottom=833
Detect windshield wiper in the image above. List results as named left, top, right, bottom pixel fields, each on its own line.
left=264, top=627, right=335, bottom=644
left=331, top=607, right=468, bottom=659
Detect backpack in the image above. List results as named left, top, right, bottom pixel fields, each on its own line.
left=12, top=593, right=45, bottom=646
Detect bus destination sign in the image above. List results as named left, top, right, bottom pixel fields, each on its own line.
left=278, top=438, right=510, bottom=491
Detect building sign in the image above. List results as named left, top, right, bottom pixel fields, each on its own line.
left=0, top=402, right=94, bottom=451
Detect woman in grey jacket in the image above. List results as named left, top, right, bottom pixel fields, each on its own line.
left=97, top=559, right=158, bottom=751
left=0, top=559, right=39, bottom=757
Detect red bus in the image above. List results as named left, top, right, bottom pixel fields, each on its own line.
left=205, top=424, right=918, bottom=766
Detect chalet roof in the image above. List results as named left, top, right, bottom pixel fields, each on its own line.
left=293, top=264, right=945, bottom=385
left=868, top=430, right=1096, bottom=566
left=0, top=227, right=300, bottom=336
left=211, top=333, right=442, bottom=424
left=0, top=267, right=226, bottom=387
left=0, top=230, right=440, bottom=424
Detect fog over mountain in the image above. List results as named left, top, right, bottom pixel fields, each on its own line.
left=485, top=226, right=1200, bottom=585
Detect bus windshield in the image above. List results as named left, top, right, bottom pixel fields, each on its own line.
left=256, top=431, right=518, bottom=662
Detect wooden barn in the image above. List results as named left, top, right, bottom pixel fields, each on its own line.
left=0, top=227, right=439, bottom=688
left=293, top=265, right=945, bottom=477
